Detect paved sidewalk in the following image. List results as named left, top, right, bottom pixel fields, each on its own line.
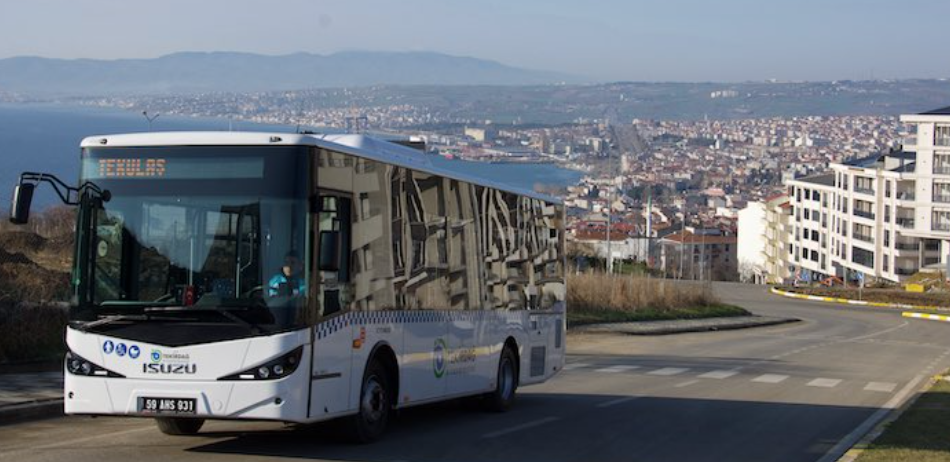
left=0, top=371, right=63, bottom=407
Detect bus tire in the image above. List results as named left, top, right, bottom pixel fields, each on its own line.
left=346, top=359, right=391, bottom=443
left=483, top=345, right=518, bottom=412
left=155, top=417, right=205, bottom=435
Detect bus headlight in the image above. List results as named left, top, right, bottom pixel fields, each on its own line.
left=219, top=346, right=304, bottom=381
left=65, top=351, right=125, bottom=378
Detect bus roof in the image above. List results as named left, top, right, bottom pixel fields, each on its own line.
left=80, top=131, right=562, bottom=204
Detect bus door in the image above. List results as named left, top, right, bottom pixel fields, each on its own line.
left=309, top=193, right=355, bottom=419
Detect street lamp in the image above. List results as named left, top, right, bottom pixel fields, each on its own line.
left=142, top=111, right=160, bottom=132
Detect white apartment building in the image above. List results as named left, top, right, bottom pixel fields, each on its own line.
left=786, top=106, right=950, bottom=284
left=737, top=193, right=792, bottom=284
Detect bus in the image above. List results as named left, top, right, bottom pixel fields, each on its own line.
left=9, top=132, right=566, bottom=442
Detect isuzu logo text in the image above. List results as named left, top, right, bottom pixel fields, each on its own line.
left=142, top=363, right=197, bottom=374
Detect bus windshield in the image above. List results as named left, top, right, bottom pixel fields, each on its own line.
left=71, top=145, right=311, bottom=342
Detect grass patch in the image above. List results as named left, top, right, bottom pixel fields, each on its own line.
left=857, top=375, right=950, bottom=462
left=568, top=303, right=749, bottom=327
left=566, top=272, right=750, bottom=327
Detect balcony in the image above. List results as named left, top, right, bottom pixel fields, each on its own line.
left=896, top=191, right=916, bottom=201
left=933, top=222, right=950, bottom=232
left=934, top=194, right=950, bottom=204
left=854, top=187, right=875, bottom=196
left=895, top=267, right=919, bottom=276
left=896, top=218, right=915, bottom=229
left=894, top=242, right=920, bottom=251
left=853, top=234, right=874, bottom=244
left=934, top=165, right=950, bottom=175
left=902, top=136, right=918, bottom=147
left=853, top=210, right=875, bottom=220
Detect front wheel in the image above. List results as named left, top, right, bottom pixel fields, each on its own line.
left=345, top=360, right=391, bottom=443
left=155, top=417, right=205, bottom=435
left=483, top=346, right=518, bottom=412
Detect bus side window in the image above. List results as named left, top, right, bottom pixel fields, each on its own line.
left=317, top=195, right=352, bottom=316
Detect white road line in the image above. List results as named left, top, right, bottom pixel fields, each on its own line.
left=698, top=370, right=738, bottom=380
left=482, top=416, right=560, bottom=438
left=864, top=382, right=897, bottom=393
left=817, top=374, right=926, bottom=462
left=647, top=367, right=689, bottom=376
left=674, top=380, right=700, bottom=388
left=594, top=365, right=640, bottom=373
left=596, top=396, right=641, bottom=408
left=562, top=363, right=592, bottom=370
left=752, top=374, right=789, bottom=384
left=807, top=378, right=842, bottom=388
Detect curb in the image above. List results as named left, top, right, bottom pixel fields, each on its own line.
left=0, top=399, right=63, bottom=426
left=769, top=287, right=950, bottom=312
left=902, top=311, right=950, bottom=323
left=571, top=315, right=799, bottom=335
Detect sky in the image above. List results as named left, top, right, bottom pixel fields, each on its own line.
left=1, top=0, right=948, bottom=82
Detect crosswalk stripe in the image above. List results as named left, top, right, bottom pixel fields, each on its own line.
left=807, top=378, right=842, bottom=388
left=864, top=382, right=897, bottom=393
left=594, top=365, right=640, bottom=373
left=752, top=374, right=789, bottom=384
left=647, top=367, right=689, bottom=376
left=562, top=363, right=592, bottom=370
left=698, top=370, right=738, bottom=380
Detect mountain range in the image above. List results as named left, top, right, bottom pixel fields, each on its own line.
left=0, top=51, right=576, bottom=96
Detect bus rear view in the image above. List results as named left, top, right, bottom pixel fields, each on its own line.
left=9, top=132, right=566, bottom=442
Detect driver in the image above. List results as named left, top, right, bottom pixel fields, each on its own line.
left=268, top=251, right=306, bottom=297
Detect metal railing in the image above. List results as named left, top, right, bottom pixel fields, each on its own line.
left=895, top=267, right=918, bottom=276
left=854, top=187, right=875, bottom=195
left=853, top=210, right=875, bottom=220
left=896, top=218, right=915, bottom=228
left=853, top=234, right=874, bottom=244
left=934, top=165, right=950, bottom=175
left=934, top=194, right=950, bottom=204
left=895, top=242, right=920, bottom=251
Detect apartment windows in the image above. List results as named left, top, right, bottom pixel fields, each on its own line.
left=853, top=199, right=874, bottom=219
left=855, top=177, right=874, bottom=195
left=883, top=254, right=889, bottom=272
left=935, top=125, right=950, bottom=147
left=935, top=153, right=950, bottom=175
left=840, top=175, right=849, bottom=191
left=885, top=180, right=892, bottom=198
left=814, top=191, right=821, bottom=202
left=933, top=210, right=950, bottom=232
left=884, top=230, right=890, bottom=247
left=804, top=189, right=811, bottom=200
left=801, top=247, right=807, bottom=260
left=851, top=247, right=874, bottom=268
left=884, top=205, right=891, bottom=223
left=810, top=250, right=818, bottom=262
left=853, top=223, right=874, bottom=243
left=841, top=220, right=848, bottom=236
left=821, top=254, right=826, bottom=269
left=804, top=209, right=810, bottom=220
left=796, top=188, right=802, bottom=202
left=934, top=183, right=950, bottom=203
left=811, top=230, right=819, bottom=242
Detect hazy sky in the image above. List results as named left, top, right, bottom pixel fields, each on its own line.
left=2, top=0, right=947, bottom=82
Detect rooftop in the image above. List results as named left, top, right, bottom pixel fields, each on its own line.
left=794, top=173, right=835, bottom=187
left=920, top=105, right=950, bottom=115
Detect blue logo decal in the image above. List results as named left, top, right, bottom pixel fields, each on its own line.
left=102, top=340, right=114, bottom=354
left=128, top=345, right=140, bottom=359
left=115, top=343, right=127, bottom=357
left=433, top=338, right=446, bottom=378
left=151, top=349, right=162, bottom=363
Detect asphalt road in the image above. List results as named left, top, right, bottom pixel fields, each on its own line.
left=2, top=282, right=949, bottom=462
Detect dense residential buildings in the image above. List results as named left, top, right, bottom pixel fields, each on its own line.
left=737, top=193, right=792, bottom=284
left=742, top=106, right=950, bottom=284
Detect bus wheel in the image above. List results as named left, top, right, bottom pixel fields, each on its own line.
left=346, top=360, right=391, bottom=443
left=484, top=346, right=518, bottom=412
left=155, top=417, right=205, bottom=435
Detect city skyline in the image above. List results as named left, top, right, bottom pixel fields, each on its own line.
left=2, top=0, right=949, bottom=83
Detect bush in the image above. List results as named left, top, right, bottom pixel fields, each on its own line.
left=0, top=303, right=68, bottom=363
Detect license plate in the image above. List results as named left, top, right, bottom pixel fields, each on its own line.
left=138, top=397, right=197, bottom=415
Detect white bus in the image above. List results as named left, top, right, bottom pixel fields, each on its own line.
left=9, top=132, right=566, bottom=442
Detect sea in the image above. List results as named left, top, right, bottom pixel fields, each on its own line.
left=0, top=103, right=583, bottom=208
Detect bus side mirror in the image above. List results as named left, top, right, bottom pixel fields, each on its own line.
left=318, top=230, right=340, bottom=272
left=10, top=183, right=35, bottom=225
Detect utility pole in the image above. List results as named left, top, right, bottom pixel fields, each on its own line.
left=606, top=144, right=613, bottom=274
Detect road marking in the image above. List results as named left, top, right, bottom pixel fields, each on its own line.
left=864, top=382, right=897, bottom=393
left=752, top=374, right=789, bottom=384
left=594, top=365, right=640, bottom=373
left=807, top=378, right=842, bottom=388
left=596, top=396, right=641, bottom=408
left=674, top=380, right=699, bottom=388
left=817, top=374, right=926, bottom=462
left=698, top=370, right=738, bottom=380
left=562, top=363, right=592, bottom=370
left=647, top=367, right=689, bottom=376
left=482, top=416, right=560, bottom=438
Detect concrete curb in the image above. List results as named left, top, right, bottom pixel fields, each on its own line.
left=770, top=287, right=950, bottom=312
left=571, top=315, right=799, bottom=335
left=902, top=311, right=950, bottom=323
left=0, top=398, right=63, bottom=426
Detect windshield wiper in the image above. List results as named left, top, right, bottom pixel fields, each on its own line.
left=81, top=312, right=195, bottom=330
left=143, top=306, right=265, bottom=334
